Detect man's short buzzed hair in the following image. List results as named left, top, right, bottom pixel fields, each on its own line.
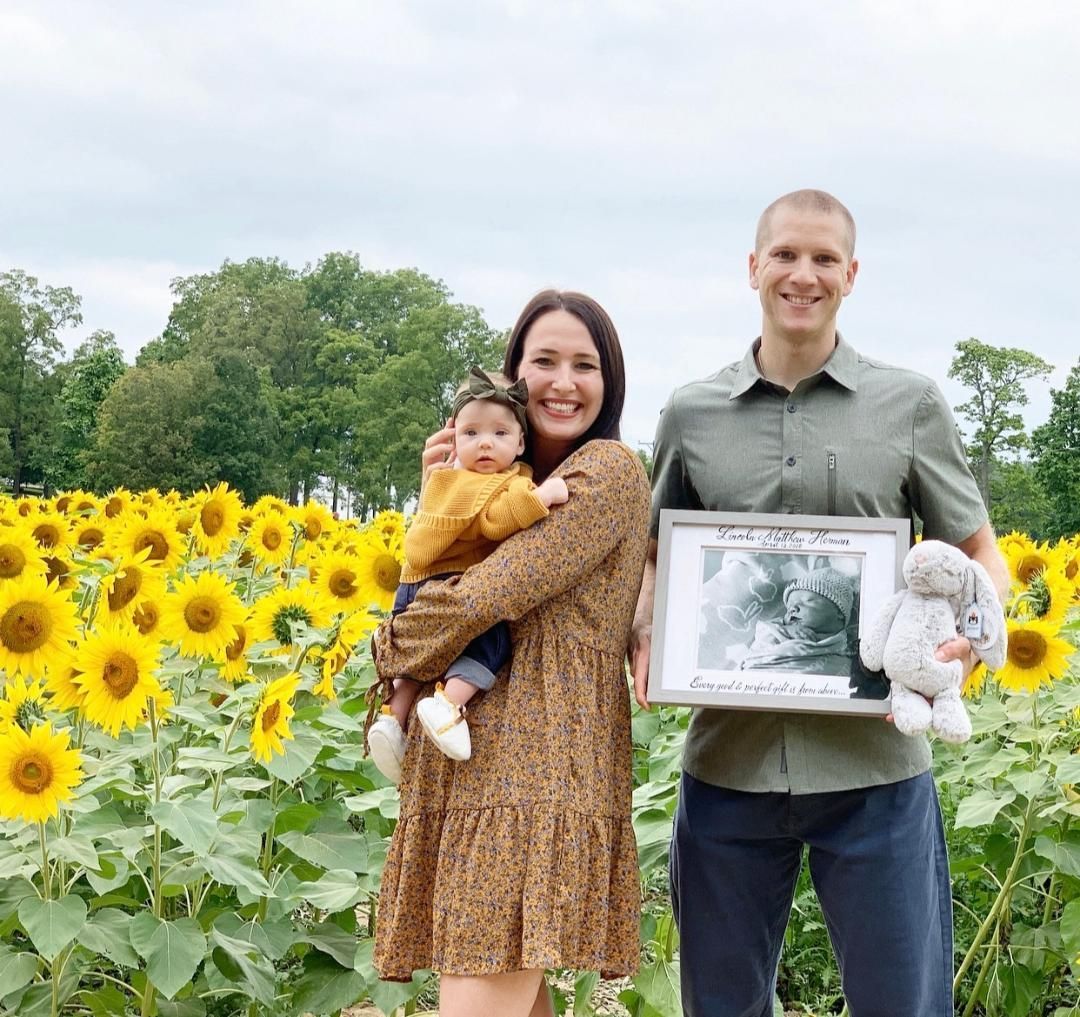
left=755, top=189, right=857, bottom=258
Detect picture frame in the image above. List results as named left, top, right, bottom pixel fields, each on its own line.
left=646, top=511, right=911, bottom=716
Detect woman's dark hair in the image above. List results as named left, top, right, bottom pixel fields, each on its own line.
left=502, top=290, right=625, bottom=457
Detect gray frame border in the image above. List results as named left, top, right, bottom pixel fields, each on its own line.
left=646, top=510, right=911, bottom=716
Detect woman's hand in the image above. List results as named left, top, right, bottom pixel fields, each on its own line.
left=421, top=419, right=456, bottom=489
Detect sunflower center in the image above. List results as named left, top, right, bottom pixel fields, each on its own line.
left=226, top=625, right=247, bottom=661
left=0, top=543, right=27, bottom=578
left=55, top=496, right=72, bottom=512
left=1017, top=555, right=1048, bottom=585
left=1067, top=558, right=1078, bottom=582
left=0, top=601, right=53, bottom=653
left=373, top=553, right=402, bottom=592
left=184, top=596, right=222, bottom=633
left=33, top=524, right=61, bottom=549
left=261, top=701, right=281, bottom=731
left=133, top=602, right=159, bottom=635
left=78, top=527, right=105, bottom=549
left=329, top=568, right=358, bottom=599
left=135, top=530, right=169, bottom=562
left=261, top=529, right=283, bottom=551
left=102, top=652, right=140, bottom=698
left=1008, top=629, right=1047, bottom=669
left=12, top=752, right=53, bottom=795
left=305, top=519, right=322, bottom=540
left=201, top=503, right=225, bottom=537
left=105, top=497, right=124, bottom=518
left=44, top=557, right=70, bottom=586
left=108, top=568, right=143, bottom=611
left=272, top=605, right=312, bottom=645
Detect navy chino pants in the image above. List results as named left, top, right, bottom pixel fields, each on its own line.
left=671, top=770, right=952, bottom=1017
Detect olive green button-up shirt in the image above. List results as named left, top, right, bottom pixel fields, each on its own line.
left=649, top=336, right=988, bottom=794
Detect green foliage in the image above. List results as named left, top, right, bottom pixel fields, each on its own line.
left=45, top=330, right=127, bottom=491
left=0, top=270, right=82, bottom=493
left=988, top=459, right=1053, bottom=540
left=948, top=337, right=1053, bottom=507
left=1032, top=360, right=1080, bottom=540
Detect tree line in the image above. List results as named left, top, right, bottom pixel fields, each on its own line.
left=1, top=264, right=1077, bottom=535
left=0, top=258, right=503, bottom=515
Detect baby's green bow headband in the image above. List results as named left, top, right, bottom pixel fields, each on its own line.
left=451, top=367, right=530, bottom=431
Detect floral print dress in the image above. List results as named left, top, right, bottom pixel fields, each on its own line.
left=372, top=440, right=651, bottom=981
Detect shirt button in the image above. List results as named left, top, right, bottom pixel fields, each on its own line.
left=787, top=403, right=797, bottom=413
left=785, top=455, right=797, bottom=467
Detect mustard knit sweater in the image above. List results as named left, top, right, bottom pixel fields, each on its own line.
left=401, top=463, right=549, bottom=583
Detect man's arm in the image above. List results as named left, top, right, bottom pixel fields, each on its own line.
left=629, top=539, right=658, bottom=710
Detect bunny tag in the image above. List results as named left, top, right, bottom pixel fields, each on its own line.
left=963, top=603, right=984, bottom=641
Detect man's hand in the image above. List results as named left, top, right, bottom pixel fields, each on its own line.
left=629, top=545, right=658, bottom=711
left=629, top=621, right=652, bottom=711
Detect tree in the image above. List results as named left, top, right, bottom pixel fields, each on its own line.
left=0, top=270, right=82, bottom=493
left=947, top=338, right=1053, bottom=506
left=1031, top=360, right=1080, bottom=539
left=45, top=330, right=127, bottom=490
left=987, top=459, right=1052, bottom=539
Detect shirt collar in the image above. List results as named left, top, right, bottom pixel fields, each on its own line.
left=729, top=333, right=859, bottom=400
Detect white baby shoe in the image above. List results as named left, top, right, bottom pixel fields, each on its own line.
left=415, top=684, right=472, bottom=761
left=367, top=707, right=406, bottom=785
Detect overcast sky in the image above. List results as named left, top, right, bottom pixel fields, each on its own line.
left=2, top=0, right=1077, bottom=451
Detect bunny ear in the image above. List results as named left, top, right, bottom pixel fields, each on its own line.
left=968, top=561, right=1007, bottom=670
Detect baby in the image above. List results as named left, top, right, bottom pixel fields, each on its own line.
left=367, top=367, right=568, bottom=783
left=739, top=566, right=855, bottom=676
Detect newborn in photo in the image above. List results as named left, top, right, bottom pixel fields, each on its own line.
left=739, top=567, right=855, bottom=675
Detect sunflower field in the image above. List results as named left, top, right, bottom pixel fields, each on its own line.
left=1, top=486, right=1079, bottom=1017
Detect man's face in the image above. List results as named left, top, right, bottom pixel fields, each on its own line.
left=748, top=207, right=858, bottom=342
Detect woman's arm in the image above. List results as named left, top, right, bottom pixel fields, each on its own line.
left=374, top=441, right=649, bottom=682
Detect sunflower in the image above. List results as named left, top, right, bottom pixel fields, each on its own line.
left=103, top=487, right=133, bottom=519
left=247, top=514, right=294, bottom=567
left=131, top=598, right=163, bottom=640
left=99, top=551, right=167, bottom=624
left=315, top=607, right=379, bottom=698
left=0, top=723, right=83, bottom=824
left=27, top=509, right=73, bottom=554
left=43, top=551, right=78, bottom=590
left=73, top=519, right=108, bottom=553
left=350, top=531, right=404, bottom=612
left=71, top=626, right=164, bottom=737
left=998, top=530, right=1034, bottom=561
left=294, top=500, right=335, bottom=543
left=70, top=492, right=100, bottom=516
left=0, top=527, right=48, bottom=583
left=1006, top=539, right=1067, bottom=591
left=221, top=621, right=252, bottom=682
left=43, top=661, right=86, bottom=714
left=250, top=672, right=300, bottom=762
left=110, top=506, right=185, bottom=574
left=193, top=482, right=243, bottom=559
left=249, top=585, right=331, bottom=653
left=313, top=549, right=372, bottom=614
left=252, top=495, right=289, bottom=517
left=1056, top=537, right=1080, bottom=596
left=159, top=570, right=246, bottom=660
left=995, top=617, right=1076, bottom=694
left=0, top=573, right=80, bottom=678
left=371, top=509, right=406, bottom=547
left=962, top=661, right=988, bottom=699
left=1015, top=566, right=1074, bottom=628
left=0, top=677, right=47, bottom=733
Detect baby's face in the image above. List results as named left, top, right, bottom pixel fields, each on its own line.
left=454, top=400, right=525, bottom=473
left=784, top=589, right=845, bottom=637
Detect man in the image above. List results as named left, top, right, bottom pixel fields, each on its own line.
left=630, top=189, right=1009, bottom=1016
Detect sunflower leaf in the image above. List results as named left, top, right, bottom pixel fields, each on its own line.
left=18, top=893, right=87, bottom=961
left=130, top=913, right=206, bottom=999
left=150, top=799, right=219, bottom=855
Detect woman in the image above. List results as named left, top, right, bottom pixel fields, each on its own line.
left=371, top=290, right=651, bottom=1017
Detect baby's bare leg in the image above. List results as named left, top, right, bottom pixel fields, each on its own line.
left=385, top=678, right=420, bottom=728
left=442, top=675, right=481, bottom=708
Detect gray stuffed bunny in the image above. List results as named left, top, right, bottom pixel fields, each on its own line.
left=859, top=540, right=1006, bottom=743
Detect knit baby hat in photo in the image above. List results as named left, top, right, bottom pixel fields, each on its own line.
left=784, top=567, right=855, bottom=622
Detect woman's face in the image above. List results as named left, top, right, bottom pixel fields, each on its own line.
left=516, top=309, right=604, bottom=448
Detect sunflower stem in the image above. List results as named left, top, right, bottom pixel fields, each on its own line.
left=38, top=822, right=51, bottom=901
